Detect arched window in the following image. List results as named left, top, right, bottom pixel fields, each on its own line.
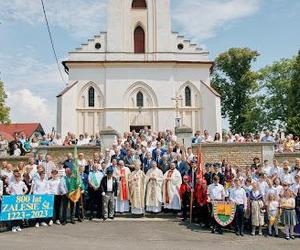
left=134, top=26, right=145, bottom=53
left=185, top=86, right=191, bottom=106
left=132, top=0, right=147, bottom=8
left=88, top=87, right=95, bottom=107
left=136, top=91, right=144, bottom=107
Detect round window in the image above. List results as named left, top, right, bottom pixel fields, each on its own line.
left=177, top=43, right=184, bottom=50
left=95, top=43, right=101, bottom=49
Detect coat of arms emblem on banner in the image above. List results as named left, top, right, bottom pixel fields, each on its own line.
left=212, top=201, right=236, bottom=226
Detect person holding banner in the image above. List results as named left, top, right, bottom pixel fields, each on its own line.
left=194, top=177, right=209, bottom=228
left=48, top=169, right=62, bottom=225
left=31, top=171, right=50, bottom=227
left=59, top=168, right=76, bottom=225
left=0, top=176, right=3, bottom=204
left=229, top=179, right=247, bottom=236
left=6, top=172, right=28, bottom=232
left=180, top=175, right=192, bottom=221
left=207, top=175, right=225, bottom=234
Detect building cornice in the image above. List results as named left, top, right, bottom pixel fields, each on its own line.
left=62, top=60, right=214, bottom=72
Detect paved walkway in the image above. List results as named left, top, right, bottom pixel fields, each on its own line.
left=0, top=219, right=298, bottom=250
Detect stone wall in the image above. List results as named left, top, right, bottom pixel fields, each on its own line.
left=0, top=156, right=30, bottom=166
left=35, top=146, right=101, bottom=164
left=275, top=152, right=300, bottom=164
left=1, top=144, right=299, bottom=169
left=192, top=143, right=275, bottom=168
left=0, top=146, right=101, bottom=167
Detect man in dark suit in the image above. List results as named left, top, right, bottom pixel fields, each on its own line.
left=111, top=148, right=123, bottom=162
left=152, top=142, right=166, bottom=161
left=204, top=163, right=213, bottom=186
left=159, top=154, right=170, bottom=174
left=176, top=153, right=188, bottom=177
left=84, top=159, right=94, bottom=175
left=142, top=152, right=152, bottom=173
left=100, top=167, right=118, bottom=221
left=211, top=163, right=225, bottom=186
left=35, top=153, right=45, bottom=166
left=139, top=146, right=148, bottom=164
left=124, top=149, right=135, bottom=171
left=63, top=153, right=74, bottom=169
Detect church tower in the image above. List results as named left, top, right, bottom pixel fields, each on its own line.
left=58, top=0, right=221, bottom=137
left=107, top=0, right=172, bottom=53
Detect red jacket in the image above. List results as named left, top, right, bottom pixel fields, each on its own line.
left=179, top=183, right=191, bottom=200
left=194, top=183, right=208, bottom=206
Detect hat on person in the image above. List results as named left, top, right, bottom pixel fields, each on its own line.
left=205, top=163, right=212, bottom=168
left=213, top=162, right=221, bottom=168
left=106, top=167, right=114, bottom=175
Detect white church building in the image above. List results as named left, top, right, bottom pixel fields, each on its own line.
left=57, top=0, right=222, bottom=136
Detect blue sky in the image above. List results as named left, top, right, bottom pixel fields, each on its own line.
left=0, top=0, right=299, bottom=132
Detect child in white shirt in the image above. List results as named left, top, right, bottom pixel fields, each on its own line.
left=6, top=172, right=28, bottom=233
left=267, top=193, right=279, bottom=237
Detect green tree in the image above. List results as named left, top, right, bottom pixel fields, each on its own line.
left=0, top=80, right=10, bottom=124
left=258, top=58, right=295, bottom=130
left=211, top=48, right=261, bottom=134
left=286, top=50, right=300, bottom=135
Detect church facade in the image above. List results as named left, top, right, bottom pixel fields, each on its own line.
left=57, top=0, right=222, bottom=136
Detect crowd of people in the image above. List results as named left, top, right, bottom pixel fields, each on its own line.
left=0, top=127, right=299, bottom=157
left=0, top=128, right=299, bottom=240
left=192, top=130, right=300, bottom=152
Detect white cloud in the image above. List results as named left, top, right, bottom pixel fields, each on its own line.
left=0, top=0, right=108, bottom=38
left=0, top=53, right=65, bottom=96
left=172, top=0, right=261, bottom=41
left=0, top=52, right=65, bottom=132
left=6, top=89, right=55, bottom=132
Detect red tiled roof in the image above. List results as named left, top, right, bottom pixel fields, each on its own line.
left=0, top=131, right=14, bottom=141
left=0, top=123, right=45, bottom=141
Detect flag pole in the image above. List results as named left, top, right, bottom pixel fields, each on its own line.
left=190, top=145, right=202, bottom=224
left=80, top=191, right=85, bottom=219
left=189, top=164, right=194, bottom=224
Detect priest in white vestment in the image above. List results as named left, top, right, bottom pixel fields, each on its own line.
left=163, top=162, right=182, bottom=210
left=128, top=160, right=146, bottom=215
left=115, top=160, right=131, bottom=213
left=145, top=161, right=164, bottom=213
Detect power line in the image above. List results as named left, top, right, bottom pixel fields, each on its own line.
left=40, top=0, right=67, bottom=85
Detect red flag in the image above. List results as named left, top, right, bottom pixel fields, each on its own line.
left=196, top=146, right=203, bottom=179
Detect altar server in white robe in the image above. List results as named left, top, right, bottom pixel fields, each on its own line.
left=145, top=161, right=164, bottom=213
left=163, top=162, right=182, bottom=210
left=115, top=160, right=131, bottom=213
left=128, top=160, right=146, bottom=215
